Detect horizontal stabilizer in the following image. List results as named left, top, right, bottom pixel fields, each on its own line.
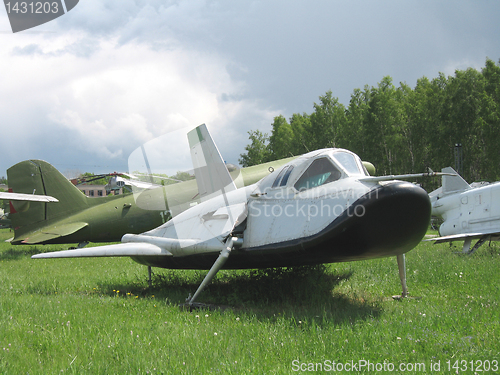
left=19, top=222, right=88, bottom=244
left=0, top=192, right=58, bottom=202
left=31, top=242, right=172, bottom=259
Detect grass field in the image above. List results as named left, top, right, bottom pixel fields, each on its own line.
left=0, top=227, right=499, bottom=374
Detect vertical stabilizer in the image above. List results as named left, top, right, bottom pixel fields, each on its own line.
left=7, top=160, right=88, bottom=230
left=7, top=160, right=46, bottom=227
left=441, top=167, right=470, bottom=195
left=187, top=124, right=236, bottom=202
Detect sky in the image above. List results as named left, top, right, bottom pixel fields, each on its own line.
left=1, top=0, right=499, bottom=179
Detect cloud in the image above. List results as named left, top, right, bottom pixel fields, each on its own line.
left=1, top=0, right=499, bottom=176
left=0, top=28, right=277, bottom=174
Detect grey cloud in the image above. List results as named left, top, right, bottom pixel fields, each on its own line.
left=11, top=38, right=100, bottom=58
left=2, top=0, right=500, bottom=175
left=12, top=43, right=44, bottom=56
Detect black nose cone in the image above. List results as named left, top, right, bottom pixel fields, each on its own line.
left=327, top=181, right=431, bottom=261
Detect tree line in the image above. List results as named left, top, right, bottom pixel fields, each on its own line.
left=239, top=58, right=500, bottom=191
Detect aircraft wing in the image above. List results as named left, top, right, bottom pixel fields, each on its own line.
left=0, top=192, right=58, bottom=202
left=426, top=231, right=500, bottom=244
left=358, top=171, right=455, bottom=183
left=188, top=124, right=236, bottom=202
left=32, top=242, right=173, bottom=259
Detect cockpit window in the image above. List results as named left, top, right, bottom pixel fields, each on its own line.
left=271, top=165, right=296, bottom=188
left=280, top=166, right=294, bottom=186
left=294, top=158, right=341, bottom=191
left=272, top=166, right=289, bottom=188
left=332, top=152, right=362, bottom=175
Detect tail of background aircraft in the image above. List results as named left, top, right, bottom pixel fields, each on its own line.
left=440, top=167, right=470, bottom=194
left=429, top=167, right=470, bottom=203
left=7, top=160, right=89, bottom=242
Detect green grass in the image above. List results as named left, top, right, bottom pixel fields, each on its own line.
left=0, top=228, right=499, bottom=374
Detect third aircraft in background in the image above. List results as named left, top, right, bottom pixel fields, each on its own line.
left=428, top=167, right=500, bottom=254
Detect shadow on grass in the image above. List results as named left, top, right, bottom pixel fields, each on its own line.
left=98, top=265, right=382, bottom=326
left=0, top=246, right=44, bottom=260
left=446, top=242, right=500, bottom=256
left=0, top=241, right=80, bottom=261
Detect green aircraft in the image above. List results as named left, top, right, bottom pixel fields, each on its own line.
left=7, top=154, right=294, bottom=246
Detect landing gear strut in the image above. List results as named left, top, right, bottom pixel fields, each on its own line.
left=397, top=254, right=408, bottom=298
left=392, top=254, right=408, bottom=300
left=462, top=235, right=489, bottom=255
left=181, top=237, right=236, bottom=309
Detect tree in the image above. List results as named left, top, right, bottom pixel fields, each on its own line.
left=442, top=67, right=487, bottom=181
left=238, top=130, right=272, bottom=167
left=345, top=86, right=370, bottom=157
left=240, top=59, right=500, bottom=184
left=268, top=115, right=294, bottom=160
left=309, top=91, right=346, bottom=150
left=363, top=76, right=408, bottom=175
left=479, top=58, right=500, bottom=181
left=289, top=113, right=313, bottom=155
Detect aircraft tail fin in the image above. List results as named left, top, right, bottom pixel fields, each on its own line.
left=7, top=160, right=89, bottom=231
left=441, top=167, right=470, bottom=195
left=187, top=124, right=236, bottom=202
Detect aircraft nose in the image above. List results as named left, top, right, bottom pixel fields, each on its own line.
left=328, top=181, right=431, bottom=261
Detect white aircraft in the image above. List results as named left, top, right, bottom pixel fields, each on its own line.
left=33, top=124, right=440, bottom=306
left=428, top=167, right=500, bottom=254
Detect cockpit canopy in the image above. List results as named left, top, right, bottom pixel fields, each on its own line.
left=294, top=157, right=341, bottom=191
left=265, top=149, right=367, bottom=192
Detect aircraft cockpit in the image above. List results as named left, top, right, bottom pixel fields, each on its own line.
left=258, top=149, right=368, bottom=194
left=293, top=157, right=341, bottom=191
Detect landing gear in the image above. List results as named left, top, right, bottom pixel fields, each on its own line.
left=397, top=254, right=408, bottom=298
left=68, top=241, right=89, bottom=250
left=392, top=254, right=421, bottom=300
left=180, top=237, right=236, bottom=309
left=461, top=235, right=489, bottom=255
left=392, top=254, right=408, bottom=300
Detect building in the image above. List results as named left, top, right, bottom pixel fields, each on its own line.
left=77, top=185, right=122, bottom=197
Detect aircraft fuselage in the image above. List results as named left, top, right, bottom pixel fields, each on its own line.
left=433, top=182, right=500, bottom=237
left=130, top=149, right=431, bottom=269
